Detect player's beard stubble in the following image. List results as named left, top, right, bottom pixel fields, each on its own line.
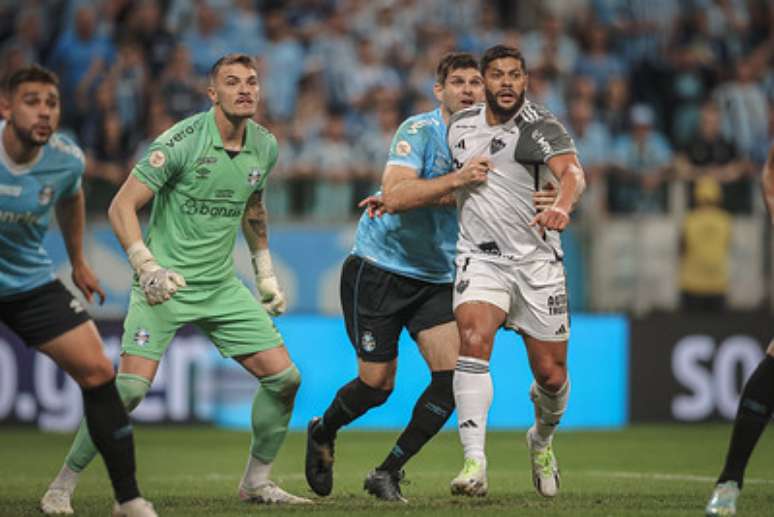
left=485, top=87, right=525, bottom=122
left=8, top=116, right=51, bottom=147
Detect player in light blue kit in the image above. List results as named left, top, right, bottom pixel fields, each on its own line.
left=0, top=65, right=155, bottom=517
left=304, top=52, right=491, bottom=502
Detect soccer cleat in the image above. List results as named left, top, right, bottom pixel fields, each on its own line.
left=363, top=469, right=408, bottom=503
left=239, top=481, right=313, bottom=504
left=705, top=481, right=739, bottom=516
left=40, top=487, right=74, bottom=515
left=527, top=428, right=560, bottom=497
left=450, top=457, right=488, bottom=496
left=111, top=497, right=157, bottom=517
left=305, top=416, right=335, bottom=496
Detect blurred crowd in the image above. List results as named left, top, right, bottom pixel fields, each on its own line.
left=0, top=0, right=772, bottom=220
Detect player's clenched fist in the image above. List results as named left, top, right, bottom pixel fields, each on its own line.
left=251, top=249, right=287, bottom=316
left=455, top=156, right=491, bottom=187
left=530, top=206, right=570, bottom=231
left=127, top=242, right=186, bottom=305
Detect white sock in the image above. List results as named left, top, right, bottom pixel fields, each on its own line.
left=454, top=356, right=493, bottom=463
left=49, top=464, right=79, bottom=493
left=241, top=455, right=272, bottom=488
left=529, top=378, right=570, bottom=449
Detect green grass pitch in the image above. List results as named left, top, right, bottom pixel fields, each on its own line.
left=1, top=425, right=773, bottom=516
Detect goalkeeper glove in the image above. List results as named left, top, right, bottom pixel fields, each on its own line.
left=251, top=249, right=287, bottom=316
left=127, top=242, right=186, bottom=305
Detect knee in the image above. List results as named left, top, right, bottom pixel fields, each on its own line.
left=458, top=326, right=494, bottom=359
left=116, top=373, right=152, bottom=411
left=261, top=365, right=301, bottom=404
left=360, top=370, right=396, bottom=391
left=75, top=357, right=115, bottom=389
left=534, top=363, right=567, bottom=393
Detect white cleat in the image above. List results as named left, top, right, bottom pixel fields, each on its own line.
left=527, top=428, right=560, bottom=497
left=450, top=457, right=488, bottom=497
left=705, top=481, right=739, bottom=516
left=40, top=487, right=74, bottom=515
left=239, top=481, right=313, bottom=504
left=111, top=497, right=157, bottom=517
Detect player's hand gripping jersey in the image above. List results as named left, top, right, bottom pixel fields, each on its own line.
left=447, top=101, right=576, bottom=263
left=0, top=120, right=85, bottom=296
left=352, top=108, right=458, bottom=283
left=132, top=109, right=277, bottom=285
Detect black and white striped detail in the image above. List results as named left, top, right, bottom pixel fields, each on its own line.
left=456, top=357, right=490, bottom=374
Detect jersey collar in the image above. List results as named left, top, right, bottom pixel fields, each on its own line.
left=205, top=108, right=257, bottom=154
left=483, top=99, right=529, bottom=132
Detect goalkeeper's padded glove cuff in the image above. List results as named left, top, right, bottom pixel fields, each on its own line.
left=127, top=241, right=160, bottom=274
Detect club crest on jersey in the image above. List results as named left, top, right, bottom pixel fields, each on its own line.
left=38, top=185, right=54, bottom=205
left=490, top=137, right=506, bottom=155
left=149, top=149, right=166, bottom=168
left=248, top=168, right=262, bottom=187
left=360, top=331, right=376, bottom=352
left=133, top=328, right=150, bottom=347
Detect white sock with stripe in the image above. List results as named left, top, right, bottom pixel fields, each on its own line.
left=454, top=356, right=493, bottom=464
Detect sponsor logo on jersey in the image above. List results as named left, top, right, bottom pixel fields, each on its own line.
left=406, top=119, right=436, bottom=134
left=133, top=328, right=150, bottom=347
left=0, top=210, right=40, bottom=224
left=531, top=129, right=553, bottom=156
left=69, top=298, right=84, bottom=313
left=195, top=167, right=211, bottom=179
left=38, top=185, right=54, bottom=205
left=164, top=122, right=200, bottom=148
left=548, top=293, right=567, bottom=315
left=490, top=137, right=506, bottom=155
left=360, top=330, right=376, bottom=352
left=0, top=184, right=22, bottom=197
left=181, top=199, right=243, bottom=218
left=395, top=140, right=411, bottom=156
left=195, top=156, right=218, bottom=166
left=149, top=149, right=166, bottom=168
left=214, top=189, right=234, bottom=199
left=248, top=168, right=262, bottom=187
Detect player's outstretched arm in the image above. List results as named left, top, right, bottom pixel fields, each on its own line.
left=530, top=153, right=586, bottom=232
left=380, top=158, right=490, bottom=213
left=242, top=191, right=286, bottom=316
left=108, top=175, right=186, bottom=305
left=56, top=188, right=106, bottom=304
left=761, top=143, right=774, bottom=225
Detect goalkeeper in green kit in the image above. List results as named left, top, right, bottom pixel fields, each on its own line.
left=41, top=54, right=312, bottom=512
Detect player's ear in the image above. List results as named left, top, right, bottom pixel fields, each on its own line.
left=432, top=82, right=444, bottom=103
left=207, top=84, right=218, bottom=105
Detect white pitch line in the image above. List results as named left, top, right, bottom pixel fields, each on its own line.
left=582, top=470, right=774, bottom=485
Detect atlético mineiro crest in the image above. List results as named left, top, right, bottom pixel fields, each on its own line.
left=248, top=168, right=262, bottom=187
left=38, top=185, right=54, bottom=205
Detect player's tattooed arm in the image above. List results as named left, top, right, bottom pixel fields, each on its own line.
left=56, top=188, right=106, bottom=304
left=242, top=191, right=287, bottom=316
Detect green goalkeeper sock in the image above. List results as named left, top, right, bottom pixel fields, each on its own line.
left=249, top=365, right=301, bottom=463
left=65, top=373, right=151, bottom=472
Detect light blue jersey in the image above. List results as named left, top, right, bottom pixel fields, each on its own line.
left=352, top=108, right=457, bottom=283
left=0, top=120, right=85, bottom=296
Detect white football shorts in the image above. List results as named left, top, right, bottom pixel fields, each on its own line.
left=452, top=253, right=570, bottom=342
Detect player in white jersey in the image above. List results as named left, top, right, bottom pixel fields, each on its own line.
left=446, top=45, right=586, bottom=498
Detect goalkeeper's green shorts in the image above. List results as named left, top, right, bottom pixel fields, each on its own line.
left=121, top=276, right=282, bottom=361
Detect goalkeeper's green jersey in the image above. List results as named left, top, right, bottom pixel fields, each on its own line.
left=132, top=108, right=277, bottom=286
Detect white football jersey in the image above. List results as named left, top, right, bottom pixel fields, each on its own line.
left=447, top=100, right=576, bottom=264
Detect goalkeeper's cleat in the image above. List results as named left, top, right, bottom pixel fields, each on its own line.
left=40, top=487, right=74, bottom=515
left=305, top=416, right=335, bottom=496
left=111, top=497, right=157, bottom=517
left=527, top=427, right=560, bottom=497
left=239, top=481, right=313, bottom=504
left=363, top=469, right=407, bottom=503
left=450, top=457, right=488, bottom=497
left=705, top=481, right=739, bottom=516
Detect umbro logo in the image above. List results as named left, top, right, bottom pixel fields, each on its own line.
left=455, top=139, right=466, bottom=150
left=69, top=298, right=84, bottom=314
left=460, top=419, right=478, bottom=429
left=555, top=323, right=567, bottom=335
left=490, top=137, right=506, bottom=154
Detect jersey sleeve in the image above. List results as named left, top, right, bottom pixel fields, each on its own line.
left=254, top=134, right=278, bottom=192
left=131, top=127, right=186, bottom=193
left=385, top=117, right=428, bottom=173
left=515, top=117, right=577, bottom=164
left=63, top=150, right=86, bottom=198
